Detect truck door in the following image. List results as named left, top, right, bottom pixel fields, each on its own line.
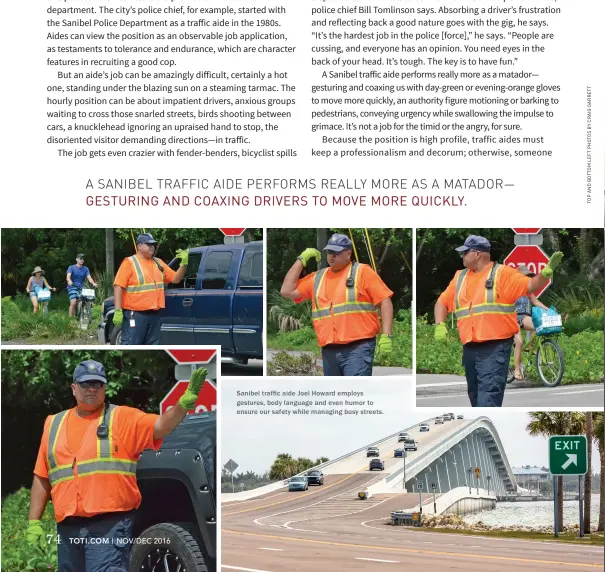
left=193, top=248, right=240, bottom=352
left=160, top=251, right=203, bottom=345
left=232, top=244, right=263, bottom=357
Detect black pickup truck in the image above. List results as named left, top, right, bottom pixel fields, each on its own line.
left=98, top=241, right=263, bottom=362
left=129, top=412, right=216, bottom=572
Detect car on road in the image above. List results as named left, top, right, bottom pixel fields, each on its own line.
left=98, top=241, right=264, bottom=364
left=369, top=458, right=385, bottom=471
left=394, top=448, right=406, bottom=458
left=457, top=414, right=464, bottom=419
left=434, top=417, right=443, bottom=425
left=442, top=413, right=452, bottom=421
left=306, top=469, right=324, bottom=486
left=419, top=424, right=430, bottom=432
left=403, top=439, right=417, bottom=451
left=397, top=432, right=410, bottom=442
left=288, top=476, right=309, bottom=491
left=130, top=412, right=216, bottom=572
left=367, top=446, right=380, bottom=457
left=448, top=412, right=455, bottom=420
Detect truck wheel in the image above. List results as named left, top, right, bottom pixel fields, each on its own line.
left=109, top=324, right=122, bottom=345
left=129, top=522, right=208, bottom=572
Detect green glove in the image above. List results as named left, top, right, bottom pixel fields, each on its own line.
left=178, top=367, right=207, bottom=410
left=26, top=520, right=46, bottom=550
left=434, top=322, right=447, bottom=342
left=298, top=248, right=321, bottom=267
left=375, top=335, right=393, bottom=359
left=176, top=248, right=189, bottom=266
left=541, top=251, right=564, bottom=279
left=112, top=308, right=123, bottom=326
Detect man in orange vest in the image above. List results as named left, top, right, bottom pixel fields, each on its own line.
left=281, top=233, right=394, bottom=376
left=26, top=359, right=207, bottom=571
left=434, top=235, right=563, bottom=407
left=112, top=233, right=189, bottom=345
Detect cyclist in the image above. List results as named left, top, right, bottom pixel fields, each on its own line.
left=513, top=266, right=549, bottom=380
left=66, top=254, right=98, bottom=317
left=26, top=266, right=56, bottom=313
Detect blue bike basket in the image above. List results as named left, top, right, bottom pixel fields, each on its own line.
left=532, top=306, right=563, bottom=336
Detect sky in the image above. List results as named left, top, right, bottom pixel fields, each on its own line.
left=221, top=377, right=601, bottom=475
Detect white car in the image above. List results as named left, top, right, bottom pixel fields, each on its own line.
left=435, top=417, right=444, bottom=425
left=420, top=424, right=430, bottom=432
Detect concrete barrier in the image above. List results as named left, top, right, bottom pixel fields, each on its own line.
left=408, top=487, right=497, bottom=516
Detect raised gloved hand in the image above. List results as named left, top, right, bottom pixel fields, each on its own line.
left=112, top=309, right=123, bottom=326
left=375, top=335, right=393, bottom=359
left=541, top=251, right=564, bottom=279
left=176, top=248, right=189, bottom=266
left=26, top=520, right=46, bottom=550
left=298, top=248, right=321, bottom=267
left=178, top=367, right=207, bottom=410
left=434, top=322, right=447, bottom=342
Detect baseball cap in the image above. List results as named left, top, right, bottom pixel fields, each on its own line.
left=455, top=235, right=491, bottom=253
left=136, top=233, right=158, bottom=245
left=323, top=233, right=353, bottom=253
left=76, top=253, right=85, bottom=259
left=73, top=360, right=107, bottom=384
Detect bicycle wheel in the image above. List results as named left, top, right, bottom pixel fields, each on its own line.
left=79, top=301, right=91, bottom=330
left=536, top=339, right=564, bottom=387
left=42, top=302, right=49, bottom=316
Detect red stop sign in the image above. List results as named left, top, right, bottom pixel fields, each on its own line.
left=512, top=228, right=541, bottom=234
left=219, top=228, right=246, bottom=236
left=166, top=349, right=217, bottom=364
left=504, top=245, right=551, bottom=297
left=160, top=379, right=217, bottom=415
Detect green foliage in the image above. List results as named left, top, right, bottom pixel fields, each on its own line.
left=267, top=327, right=319, bottom=353
left=416, top=315, right=465, bottom=375
left=1, top=488, right=58, bottom=571
left=373, top=309, right=412, bottom=368
left=268, top=290, right=312, bottom=333
left=1, top=350, right=178, bottom=496
left=267, top=351, right=321, bottom=376
left=563, top=314, right=604, bottom=336
left=548, top=283, right=604, bottom=318
left=556, top=331, right=605, bottom=382
left=268, top=453, right=330, bottom=480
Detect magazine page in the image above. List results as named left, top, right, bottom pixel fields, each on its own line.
left=1, top=0, right=603, bottom=571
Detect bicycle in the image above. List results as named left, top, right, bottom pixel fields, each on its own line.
left=75, top=286, right=96, bottom=330
left=32, top=287, right=52, bottom=316
left=507, top=330, right=565, bottom=387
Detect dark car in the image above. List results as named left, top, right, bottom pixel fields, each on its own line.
left=129, top=412, right=216, bottom=572
left=394, top=448, right=406, bottom=458
left=306, top=469, right=324, bottom=486
left=99, top=241, right=263, bottom=364
left=369, top=458, right=385, bottom=471
left=366, top=447, right=380, bottom=457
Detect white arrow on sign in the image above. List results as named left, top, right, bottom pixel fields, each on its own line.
left=561, top=454, right=578, bottom=470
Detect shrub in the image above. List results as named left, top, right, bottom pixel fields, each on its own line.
left=268, top=290, right=311, bottom=333
left=267, top=351, right=321, bottom=376
left=1, top=488, right=58, bottom=571
left=416, top=315, right=465, bottom=375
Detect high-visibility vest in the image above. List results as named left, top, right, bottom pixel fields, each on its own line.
left=122, top=255, right=166, bottom=311
left=453, top=262, right=517, bottom=344
left=311, top=262, right=380, bottom=346
left=46, top=404, right=140, bottom=522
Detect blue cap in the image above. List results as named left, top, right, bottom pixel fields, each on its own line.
left=136, top=233, right=158, bottom=245
left=455, top=235, right=491, bottom=253
left=323, top=233, right=353, bottom=252
left=73, top=360, right=107, bottom=384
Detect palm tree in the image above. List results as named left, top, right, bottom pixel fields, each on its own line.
left=526, top=412, right=586, bottom=528
left=584, top=412, right=592, bottom=533
left=593, top=412, right=604, bottom=531
left=269, top=453, right=299, bottom=480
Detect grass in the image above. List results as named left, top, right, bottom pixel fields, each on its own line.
left=407, top=525, right=605, bottom=545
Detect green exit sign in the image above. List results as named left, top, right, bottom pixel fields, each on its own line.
left=549, top=436, right=588, bottom=476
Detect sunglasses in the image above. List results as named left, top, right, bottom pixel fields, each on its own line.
left=459, top=249, right=479, bottom=258
left=77, top=380, right=105, bottom=390
left=326, top=250, right=342, bottom=256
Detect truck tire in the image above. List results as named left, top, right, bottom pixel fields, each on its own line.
left=129, top=522, right=208, bottom=572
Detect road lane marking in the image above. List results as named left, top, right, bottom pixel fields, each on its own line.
left=222, top=566, right=273, bottom=572
left=224, top=492, right=287, bottom=506
left=223, top=529, right=603, bottom=568
left=417, top=382, right=468, bottom=388
left=355, top=558, right=400, bottom=563
left=258, top=548, right=284, bottom=552
left=552, top=389, right=604, bottom=395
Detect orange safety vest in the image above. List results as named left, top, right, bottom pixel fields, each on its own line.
left=122, top=255, right=166, bottom=312
left=453, top=262, right=517, bottom=344
left=46, top=404, right=140, bottom=523
left=311, top=262, right=380, bottom=346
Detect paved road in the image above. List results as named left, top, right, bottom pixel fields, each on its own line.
left=417, top=375, right=604, bottom=407
left=267, top=349, right=413, bottom=376
left=222, top=417, right=603, bottom=571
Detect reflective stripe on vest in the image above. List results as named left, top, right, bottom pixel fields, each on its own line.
left=311, top=262, right=377, bottom=321
left=453, top=264, right=515, bottom=320
left=47, top=404, right=137, bottom=486
left=125, top=256, right=165, bottom=294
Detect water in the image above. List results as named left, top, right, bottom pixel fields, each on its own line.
left=465, top=494, right=601, bottom=528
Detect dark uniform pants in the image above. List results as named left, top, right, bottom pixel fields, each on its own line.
left=462, top=338, right=513, bottom=407
left=57, top=511, right=135, bottom=572
left=321, top=338, right=376, bottom=376
left=119, top=310, right=161, bottom=345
